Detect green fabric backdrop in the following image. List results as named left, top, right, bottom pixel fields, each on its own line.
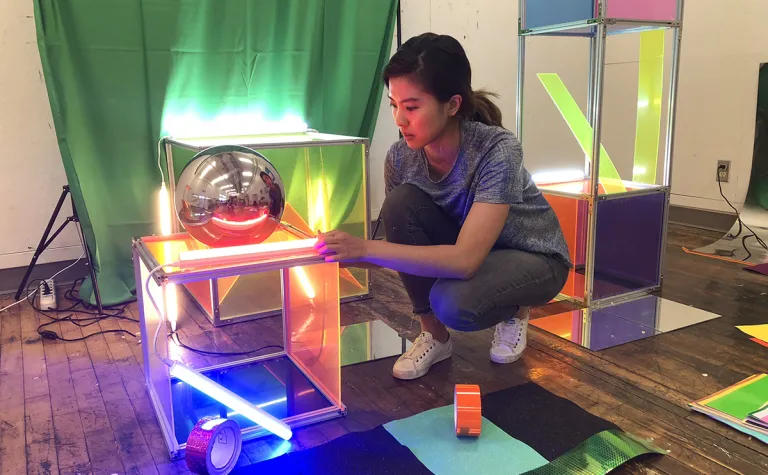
left=33, top=0, right=397, bottom=305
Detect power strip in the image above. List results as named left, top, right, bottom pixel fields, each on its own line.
left=38, top=279, right=56, bottom=310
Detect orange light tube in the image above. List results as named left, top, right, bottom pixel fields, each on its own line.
left=178, top=238, right=318, bottom=267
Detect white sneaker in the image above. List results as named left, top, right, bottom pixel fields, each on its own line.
left=392, top=331, right=453, bottom=380
left=490, top=307, right=530, bottom=364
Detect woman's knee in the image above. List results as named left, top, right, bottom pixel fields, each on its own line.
left=428, top=280, right=484, bottom=332
left=382, top=184, right=430, bottom=243
left=382, top=184, right=428, bottom=221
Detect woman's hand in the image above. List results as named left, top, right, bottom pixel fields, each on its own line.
left=314, top=230, right=369, bottom=263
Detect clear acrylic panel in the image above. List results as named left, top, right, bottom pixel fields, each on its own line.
left=530, top=299, right=661, bottom=351
left=542, top=192, right=588, bottom=302
left=523, top=37, right=592, bottom=177
left=170, top=356, right=335, bottom=445
left=136, top=252, right=175, bottom=438
left=538, top=179, right=663, bottom=197
left=140, top=226, right=357, bottom=323
left=531, top=295, right=720, bottom=351
left=593, top=191, right=666, bottom=300
left=284, top=262, right=341, bottom=407
left=217, top=272, right=283, bottom=322
left=340, top=320, right=411, bottom=367
left=212, top=225, right=304, bottom=321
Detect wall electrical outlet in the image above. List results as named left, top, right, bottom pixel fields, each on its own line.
left=717, top=160, right=731, bottom=183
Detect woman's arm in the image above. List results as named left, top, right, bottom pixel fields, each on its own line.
left=316, top=201, right=509, bottom=280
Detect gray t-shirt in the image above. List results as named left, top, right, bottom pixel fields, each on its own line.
left=384, top=120, right=572, bottom=268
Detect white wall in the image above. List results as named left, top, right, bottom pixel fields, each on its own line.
left=368, top=32, right=400, bottom=219
left=4, top=0, right=768, bottom=269
left=0, top=1, right=83, bottom=270
left=670, top=3, right=768, bottom=212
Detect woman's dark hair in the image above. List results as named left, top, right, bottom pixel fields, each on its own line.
left=382, top=33, right=503, bottom=128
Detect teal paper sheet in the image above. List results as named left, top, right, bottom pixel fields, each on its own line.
left=383, top=405, right=548, bottom=475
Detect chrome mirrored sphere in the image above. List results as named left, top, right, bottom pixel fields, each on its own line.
left=175, top=145, right=285, bottom=248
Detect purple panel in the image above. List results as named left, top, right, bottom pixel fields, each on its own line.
left=596, top=295, right=659, bottom=327
left=593, top=192, right=666, bottom=300
left=588, top=296, right=660, bottom=350
left=746, top=263, right=768, bottom=276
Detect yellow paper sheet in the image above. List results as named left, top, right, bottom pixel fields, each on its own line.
left=737, top=324, right=768, bottom=343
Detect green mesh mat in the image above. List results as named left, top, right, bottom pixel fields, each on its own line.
left=521, top=429, right=666, bottom=475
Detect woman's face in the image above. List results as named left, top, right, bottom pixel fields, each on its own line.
left=388, top=76, right=460, bottom=149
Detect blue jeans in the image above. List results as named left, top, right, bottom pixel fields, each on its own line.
left=381, top=184, right=569, bottom=332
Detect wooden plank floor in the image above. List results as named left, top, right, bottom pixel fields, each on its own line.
left=1, top=222, right=767, bottom=474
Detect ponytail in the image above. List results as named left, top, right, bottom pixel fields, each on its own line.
left=469, top=89, right=503, bottom=128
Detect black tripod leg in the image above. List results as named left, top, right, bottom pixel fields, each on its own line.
left=15, top=186, right=69, bottom=301
left=371, top=210, right=383, bottom=240
left=69, top=193, right=104, bottom=315
left=76, top=221, right=103, bottom=315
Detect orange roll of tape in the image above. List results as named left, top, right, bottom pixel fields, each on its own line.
left=454, top=384, right=482, bottom=437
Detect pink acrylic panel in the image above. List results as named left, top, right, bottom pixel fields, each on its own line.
left=605, top=0, right=678, bottom=21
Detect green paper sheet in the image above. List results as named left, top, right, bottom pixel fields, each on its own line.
left=632, top=30, right=665, bottom=184
left=383, top=405, right=548, bottom=475
left=537, top=73, right=626, bottom=193
left=704, top=374, right=768, bottom=420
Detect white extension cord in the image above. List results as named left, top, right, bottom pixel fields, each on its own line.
left=38, top=279, right=56, bottom=310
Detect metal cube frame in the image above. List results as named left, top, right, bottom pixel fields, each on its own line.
left=133, top=235, right=347, bottom=459
left=160, top=131, right=372, bottom=326
left=516, top=0, right=684, bottom=306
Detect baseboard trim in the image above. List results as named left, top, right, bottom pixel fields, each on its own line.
left=0, top=259, right=88, bottom=298
left=668, top=204, right=737, bottom=233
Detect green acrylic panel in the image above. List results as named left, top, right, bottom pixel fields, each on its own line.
left=632, top=30, right=665, bottom=184
left=537, top=73, right=626, bottom=193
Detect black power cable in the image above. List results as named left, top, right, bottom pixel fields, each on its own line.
left=169, top=331, right=283, bottom=357
left=27, top=278, right=285, bottom=357
left=26, top=278, right=138, bottom=342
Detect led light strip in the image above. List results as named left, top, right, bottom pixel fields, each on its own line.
left=179, top=238, right=319, bottom=267
left=170, top=362, right=293, bottom=441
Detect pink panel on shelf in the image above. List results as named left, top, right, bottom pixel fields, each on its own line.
left=605, top=0, right=678, bottom=21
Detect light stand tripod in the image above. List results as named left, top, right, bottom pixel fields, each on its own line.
left=15, top=185, right=104, bottom=314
